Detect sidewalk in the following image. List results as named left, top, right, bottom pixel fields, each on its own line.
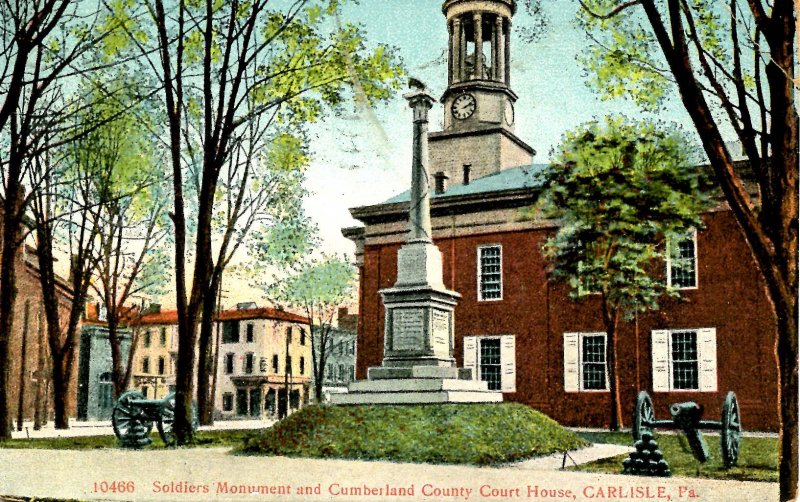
left=9, top=419, right=276, bottom=439
left=0, top=447, right=777, bottom=502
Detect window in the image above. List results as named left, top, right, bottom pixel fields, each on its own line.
left=563, top=332, right=609, bottom=391
left=246, top=324, right=254, bottom=343
left=159, top=327, right=167, bottom=346
left=272, top=354, right=279, bottom=373
left=326, top=363, right=334, bottom=383
left=222, top=393, right=233, bottom=412
left=338, top=364, right=345, bottom=382
left=477, top=245, right=502, bottom=301
left=141, top=357, right=150, bottom=374
left=286, top=355, right=292, bottom=375
left=222, top=321, right=240, bottom=343
left=98, top=372, right=113, bottom=409
left=224, top=353, right=234, bottom=374
left=667, top=230, right=698, bottom=289
left=348, top=366, right=355, bottom=382
left=300, top=329, right=306, bottom=346
left=300, top=356, right=305, bottom=375
left=142, top=386, right=149, bottom=398
left=143, top=331, right=151, bottom=348
left=463, top=335, right=516, bottom=392
left=244, top=353, right=254, bottom=374
left=652, top=328, right=717, bottom=392
left=286, top=327, right=292, bottom=343
left=158, top=356, right=165, bottom=375
left=479, top=338, right=502, bottom=390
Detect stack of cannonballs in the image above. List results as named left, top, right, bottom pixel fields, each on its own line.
left=622, top=432, right=671, bottom=477
left=119, top=420, right=152, bottom=449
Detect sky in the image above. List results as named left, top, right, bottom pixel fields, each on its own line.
left=300, top=0, right=701, bottom=259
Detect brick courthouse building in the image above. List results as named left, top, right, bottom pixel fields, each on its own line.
left=343, top=0, right=778, bottom=430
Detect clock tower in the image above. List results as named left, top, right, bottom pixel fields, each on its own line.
left=429, top=0, right=534, bottom=186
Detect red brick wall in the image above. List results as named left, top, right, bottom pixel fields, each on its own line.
left=5, top=256, right=77, bottom=425
left=356, top=210, right=779, bottom=431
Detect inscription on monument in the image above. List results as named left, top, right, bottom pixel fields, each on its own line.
left=393, top=308, right=425, bottom=351
left=431, top=309, right=450, bottom=353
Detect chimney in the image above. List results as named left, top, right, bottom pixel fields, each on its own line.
left=434, top=171, right=449, bottom=194
left=145, top=303, right=161, bottom=314
left=463, top=164, right=471, bottom=185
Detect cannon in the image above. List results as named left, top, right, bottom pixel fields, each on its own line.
left=631, top=390, right=741, bottom=468
left=112, top=390, right=198, bottom=447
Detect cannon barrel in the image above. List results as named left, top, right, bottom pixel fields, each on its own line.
left=669, top=401, right=709, bottom=463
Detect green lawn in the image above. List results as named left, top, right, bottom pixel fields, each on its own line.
left=240, top=403, right=588, bottom=466
left=574, top=431, right=778, bottom=482
left=0, top=429, right=254, bottom=451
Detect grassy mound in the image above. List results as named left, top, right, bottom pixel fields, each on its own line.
left=240, top=403, right=588, bottom=465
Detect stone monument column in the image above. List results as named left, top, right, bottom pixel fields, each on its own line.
left=330, top=81, right=501, bottom=405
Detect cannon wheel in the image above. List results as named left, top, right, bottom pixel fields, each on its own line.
left=632, top=391, right=655, bottom=442
left=112, top=390, right=153, bottom=440
left=157, top=393, right=199, bottom=445
left=721, top=391, right=741, bottom=468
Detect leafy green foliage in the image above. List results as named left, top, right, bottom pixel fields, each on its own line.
left=577, top=0, right=733, bottom=112
left=539, top=116, right=710, bottom=317
left=264, top=255, right=355, bottom=311
left=574, top=431, right=778, bottom=482
left=241, top=403, right=588, bottom=465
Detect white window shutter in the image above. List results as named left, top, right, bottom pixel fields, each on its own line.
left=652, top=330, right=670, bottom=391
left=500, top=335, right=516, bottom=392
left=463, top=336, right=477, bottom=380
left=698, top=328, right=718, bottom=392
left=563, top=333, right=580, bottom=392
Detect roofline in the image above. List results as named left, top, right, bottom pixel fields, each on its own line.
left=350, top=185, right=539, bottom=225
left=429, top=126, right=535, bottom=155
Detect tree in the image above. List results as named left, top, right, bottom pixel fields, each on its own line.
left=577, top=1, right=796, bottom=497
left=259, top=254, right=356, bottom=403
left=104, top=0, right=403, bottom=443
left=539, top=117, right=709, bottom=430
left=84, top=75, right=171, bottom=399
left=0, top=0, right=105, bottom=439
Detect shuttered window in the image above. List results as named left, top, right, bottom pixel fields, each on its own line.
left=477, top=245, right=503, bottom=301
left=463, top=335, right=515, bottom=392
left=563, top=332, right=608, bottom=391
left=652, top=328, right=717, bottom=392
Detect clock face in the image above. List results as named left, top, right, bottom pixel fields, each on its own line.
left=504, top=100, right=515, bottom=125
left=451, top=94, right=476, bottom=120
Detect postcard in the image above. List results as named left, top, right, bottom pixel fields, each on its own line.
left=0, top=0, right=793, bottom=501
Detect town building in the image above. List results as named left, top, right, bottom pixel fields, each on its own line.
left=4, top=237, right=74, bottom=426
left=214, top=304, right=312, bottom=420
left=343, top=0, right=778, bottom=430
left=129, top=305, right=178, bottom=399
left=76, top=304, right=132, bottom=421
left=312, top=325, right=357, bottom=401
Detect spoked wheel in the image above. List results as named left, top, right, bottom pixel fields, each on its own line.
left=112, top=390, right=153, bottom=440
left=721, top=391, right=742, bottom=468
left=157, top=393, right=199, bottom=445
left=632, top=391, right=655, bottom=441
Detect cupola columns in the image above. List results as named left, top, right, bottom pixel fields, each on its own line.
left=447, top=10, right=510, bottom=86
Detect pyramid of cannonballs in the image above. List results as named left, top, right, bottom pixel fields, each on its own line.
left=622, top=432, right=671, bottom=477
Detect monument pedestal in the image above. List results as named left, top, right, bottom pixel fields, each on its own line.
left=330, top=243, right=501, bottom=406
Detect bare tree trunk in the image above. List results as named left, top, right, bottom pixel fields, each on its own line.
left=197, top=276, right=219, bottom=425
left=602, top=301, right=622, bottom=431
left=33, top=310, right=45, bottom=430
left=50, top=349, right=70, bottom=429
left=0, top=186, right=24, bottom=440
left=16, top=300, right=30, bottom=431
